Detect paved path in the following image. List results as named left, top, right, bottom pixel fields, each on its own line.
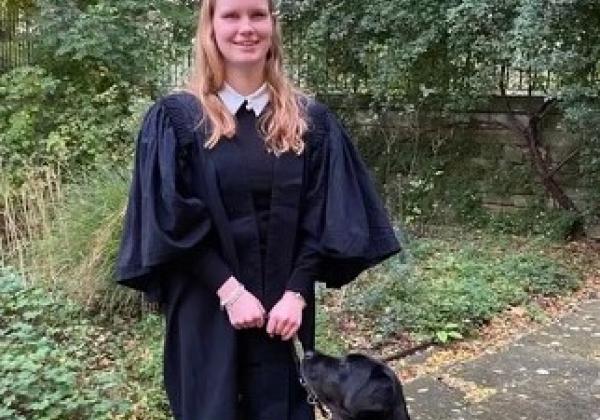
left=404, top=299, right=600, bottom=420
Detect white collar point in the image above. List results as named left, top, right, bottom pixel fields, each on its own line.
left=217, top=83, right=270, bottom=117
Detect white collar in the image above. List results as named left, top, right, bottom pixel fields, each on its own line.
left=217, top=82, right=270, bottom=117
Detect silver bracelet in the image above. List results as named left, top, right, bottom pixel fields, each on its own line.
left=220, top=284, right=245, bottom=311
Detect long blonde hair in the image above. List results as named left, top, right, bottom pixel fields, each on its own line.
left=184, top=0, right=310, bottom=156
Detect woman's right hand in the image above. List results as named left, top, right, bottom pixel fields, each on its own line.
left=226, top=290, right=267, bottom=329
left=217, top=276, right=266, bottom=329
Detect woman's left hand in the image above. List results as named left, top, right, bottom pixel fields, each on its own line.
left=266, top=291, right=306, bottom=341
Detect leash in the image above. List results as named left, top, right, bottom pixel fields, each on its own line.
left=291, top=336, right=332, bottom=419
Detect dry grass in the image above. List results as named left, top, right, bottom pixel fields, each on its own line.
left=1, top=165, right=143, bottom=317
left=0, top=165, right=63, bottom=281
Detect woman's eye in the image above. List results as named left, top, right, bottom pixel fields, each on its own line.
left=251, top=11, right=268, bottom=19
left=222, top=13, right=238, bottom=19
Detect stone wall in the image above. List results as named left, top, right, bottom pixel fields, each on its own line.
left=327, top=95, right=599, bottom=238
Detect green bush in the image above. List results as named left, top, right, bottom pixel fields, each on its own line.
left=0, top=1, right=198, bottom=184
left=485, top=207, right=583, bottom=240
left=0, top=267, right=169, bottom=419
left=0, top=66, right=150, bottom=184
left=345, top=236, right=581, bottom=343
left=35, top=0, right=194, bottom=93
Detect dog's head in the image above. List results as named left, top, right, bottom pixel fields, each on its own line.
left=300, top=351, right=410, bottom=420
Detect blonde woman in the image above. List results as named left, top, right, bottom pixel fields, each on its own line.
left=116, top=0, right=401, bottom=419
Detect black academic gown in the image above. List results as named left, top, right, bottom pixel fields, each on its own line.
left=116, top=91, right=401, bottom=420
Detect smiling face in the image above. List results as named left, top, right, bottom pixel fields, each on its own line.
left=212, top=0, right=274, bottom=73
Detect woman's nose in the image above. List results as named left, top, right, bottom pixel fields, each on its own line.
left=238, top=18, right=255, bottom=33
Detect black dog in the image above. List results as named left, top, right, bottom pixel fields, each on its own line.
left=300, top=350, right=411, bottom=420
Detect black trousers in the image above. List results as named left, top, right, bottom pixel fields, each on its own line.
left=162, top=269, right=315, bottom=420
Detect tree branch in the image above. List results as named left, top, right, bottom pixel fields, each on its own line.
left=549, top=147, right=581, bottom=178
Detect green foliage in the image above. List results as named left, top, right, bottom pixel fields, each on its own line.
left=349, top=113, right=585, bottom=238
left=284, top=0, right=600, bottom=104
left=1, top=0, right=35, bottom=11
left=25, top=164, right=143, bottom=316
left=561, top=100, right=600, bottom=223
left=435, top=323, right=463, bottom=344
left=315, top=286, right=348, bottom=356
left=484, top=207, right=583, bottom=240
left=0, top=267, right=169, bottom=419
left=524, top=301, right=549, bottom=324
left=0, top=67, right=59, bottom=173
left=1, top=0, right=195, bottom=182
left=0, top=66, right=151, bottom=183
left=34, top=0, right=195, bottom=93
left=283, top=0, right=516, bottom=102
left=284, top=0, right=600, bottom=224
left=345, top=235, right=581, bottom=344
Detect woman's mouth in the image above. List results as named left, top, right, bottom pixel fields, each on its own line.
left=234, top=41, right=259, bottom=47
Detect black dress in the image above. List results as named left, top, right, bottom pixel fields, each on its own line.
left=232, top=103, right=315, bottom=420
left=115, top=91, right=401, bottom=420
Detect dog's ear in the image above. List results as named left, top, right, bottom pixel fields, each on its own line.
left=374, top=366, right=412, bottom=420
left=369, top=365, right=391, bottom=381
left=368, top=365, right=396, bottom=399
left=345, top=365, right=396, bottom=414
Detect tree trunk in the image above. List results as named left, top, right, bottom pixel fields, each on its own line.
left=499, top=91, right=585, bottom=238
left=525, top=99, right=578, bottom=211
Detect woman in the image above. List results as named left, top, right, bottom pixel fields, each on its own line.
left=116, top=0, right=401, bottom=419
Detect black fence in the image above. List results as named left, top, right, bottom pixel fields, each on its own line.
left=0, top=8, right=34, bottom=73
left=162, top=50, right=573, bottom=98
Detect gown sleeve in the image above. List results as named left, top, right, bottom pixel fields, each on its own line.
left=287, top=104, right=402, bottom=291
left=116, top=98, right=232, bottom=302
left=286, top=243, right=321, bottom=301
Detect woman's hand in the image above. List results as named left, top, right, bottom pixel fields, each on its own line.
left=218, top=277, right=266, bottom=329
left=225, top=290, right=266, bottom=329
left=266, top=291, right=306, bottom=341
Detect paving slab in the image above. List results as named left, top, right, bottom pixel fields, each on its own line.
left=404, top=299, right=600, bottom=420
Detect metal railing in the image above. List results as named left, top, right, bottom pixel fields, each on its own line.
left=160, top=37, right=589, bottom=98
left=0, top=8, right=34, bottom=73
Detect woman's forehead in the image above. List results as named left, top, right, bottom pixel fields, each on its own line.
left=214, top=0, right=270, bottom=12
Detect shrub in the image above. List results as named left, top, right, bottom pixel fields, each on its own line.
left=0, top=66, right=150, bottom=184
left=345, top=235, right=582, bottom=343
left=0, top=267, right=169, bottom=419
